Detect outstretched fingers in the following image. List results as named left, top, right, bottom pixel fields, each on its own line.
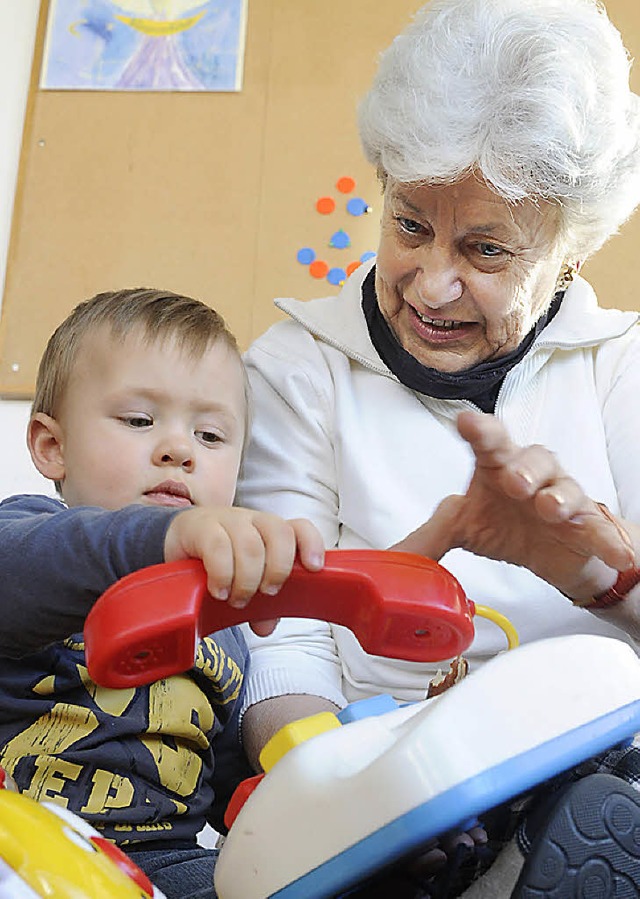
left=456, top=409, right=517, bottom=469
left=456, top=410, right=635, bottom=576
left=458, top=410, right=565, bottom=499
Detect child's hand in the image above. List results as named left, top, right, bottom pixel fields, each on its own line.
left=163, top=507, right=325, bottom=633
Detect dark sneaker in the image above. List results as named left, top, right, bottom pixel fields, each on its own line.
left=511, top=773, right=640, bottom=898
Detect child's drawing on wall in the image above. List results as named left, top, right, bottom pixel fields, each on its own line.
left=41, top=1, right=248, bottom=92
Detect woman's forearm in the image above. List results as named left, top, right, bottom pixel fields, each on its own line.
left=241, top=695, right=341, bottom=772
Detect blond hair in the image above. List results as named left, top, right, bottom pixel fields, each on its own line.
left=33, top=287, right=245, bottom=419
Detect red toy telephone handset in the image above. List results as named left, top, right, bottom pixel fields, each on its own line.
left=85, top=550, right=476, bottom=689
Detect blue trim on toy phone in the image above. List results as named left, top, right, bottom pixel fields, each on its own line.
left=270, top=699, right=640, bottom=898
left=337, top=694, right=400, bottom=723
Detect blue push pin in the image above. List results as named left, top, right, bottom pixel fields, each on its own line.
left=297, top=247, right=316, bottom=265
left=327, top=267, right=347, bottom=286
left=360, top=251, right=376, bottom=263
left=347, top=198, right=370, bottom=217
left=329, top=229, right=351, bottom=249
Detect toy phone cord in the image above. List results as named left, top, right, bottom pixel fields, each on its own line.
left=473, top=604, right=519, bottom=649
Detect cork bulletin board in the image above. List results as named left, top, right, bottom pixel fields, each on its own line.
left=1, top=0, right=639, bottom=397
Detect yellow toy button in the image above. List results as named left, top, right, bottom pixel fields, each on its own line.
left=259, top=712, right=342, bottom=772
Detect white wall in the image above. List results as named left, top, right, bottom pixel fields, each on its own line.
left=0, top=1, right=54, bottom=499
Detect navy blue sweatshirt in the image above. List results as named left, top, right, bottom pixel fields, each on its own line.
left=0, top=495, right=252, bottom=845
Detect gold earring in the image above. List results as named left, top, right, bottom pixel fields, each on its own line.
left=555, top=262, right=576, bottom=295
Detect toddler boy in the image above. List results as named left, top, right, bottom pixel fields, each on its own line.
left=0, top=288, right=324, bottom=898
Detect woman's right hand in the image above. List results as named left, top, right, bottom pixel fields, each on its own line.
left=399, top=411, right=636, bottom=603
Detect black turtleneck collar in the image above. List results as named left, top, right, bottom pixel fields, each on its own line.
left=361, top=266, right=563, bottom=413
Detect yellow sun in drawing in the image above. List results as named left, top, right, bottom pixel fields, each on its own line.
left=112, top=1, right=205, bottom=37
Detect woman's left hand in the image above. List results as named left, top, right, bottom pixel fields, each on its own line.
left=398, top=411, right=636, bottom=603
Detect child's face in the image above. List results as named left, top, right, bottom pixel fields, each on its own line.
left=51, top=327, right=246, bottom=510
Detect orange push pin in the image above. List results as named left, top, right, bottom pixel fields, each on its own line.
left=316, top=196, right=336, bottom=215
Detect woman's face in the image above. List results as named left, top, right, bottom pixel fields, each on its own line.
left=375, top=175, right=566, bottom=372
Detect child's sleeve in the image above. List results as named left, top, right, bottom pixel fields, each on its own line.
left=0, top=493, right=180, bottom=657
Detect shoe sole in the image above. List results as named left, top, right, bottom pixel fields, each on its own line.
left=512, top=773, right=640, bottom=898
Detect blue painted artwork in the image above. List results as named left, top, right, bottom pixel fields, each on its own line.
left=41, top=1, right=248, bottom=92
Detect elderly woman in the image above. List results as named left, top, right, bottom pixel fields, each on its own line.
left=238, top=0, right=640, bottom=894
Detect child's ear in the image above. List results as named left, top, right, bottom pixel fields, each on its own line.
left=27, top=413, right=66, bottom=483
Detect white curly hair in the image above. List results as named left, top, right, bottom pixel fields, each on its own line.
left=358, top=0, right=640, bottom=258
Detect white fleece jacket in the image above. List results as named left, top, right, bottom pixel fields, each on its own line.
left=237, top=260, right=640, bottom=709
